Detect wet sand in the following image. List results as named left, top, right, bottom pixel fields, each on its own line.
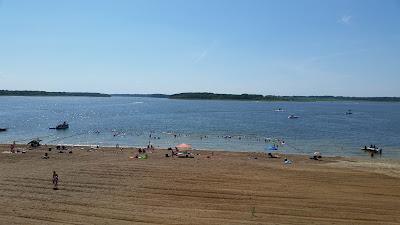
left=0, top=144, right=399, bottom=225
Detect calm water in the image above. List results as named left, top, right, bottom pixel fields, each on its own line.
left=1, top=96, right=400, bottom=158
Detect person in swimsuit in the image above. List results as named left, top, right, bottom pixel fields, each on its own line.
left=52, top=171, right=59, bottom=190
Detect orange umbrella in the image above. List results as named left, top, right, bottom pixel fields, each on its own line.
left=176, top=143, right=192, bottom=150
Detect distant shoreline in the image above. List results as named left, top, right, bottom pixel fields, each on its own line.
left=168, top=93, right=400, bottom=102
left=2, top=90, right=400, bottom=102
left=112, top=92, right=400, bottom=102
left=0, top=90, right=110, bottom=97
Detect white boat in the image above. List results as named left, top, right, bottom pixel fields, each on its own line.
left=288, top=115, right=299, bottom=119
left=274, top=108, right=285, bottom=112
left=361, top=146, right=382, bottom=153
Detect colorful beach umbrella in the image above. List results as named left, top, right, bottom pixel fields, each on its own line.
left=176, top=143, right=192, bottom=150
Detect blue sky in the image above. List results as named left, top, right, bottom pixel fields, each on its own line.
left=0, top=0, right=399, bottom=96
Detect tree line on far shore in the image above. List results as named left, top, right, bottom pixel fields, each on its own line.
left=169, top=92, right=400, bottom=102
left=1, top=90, right=399, bottom=102
left=0, top=90, right=110, bottom=97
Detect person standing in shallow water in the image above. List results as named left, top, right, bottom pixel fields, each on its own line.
left=52, top=171, right=59, bottom=190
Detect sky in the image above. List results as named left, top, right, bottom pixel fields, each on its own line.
left=0, top=0, right=399, bottom=96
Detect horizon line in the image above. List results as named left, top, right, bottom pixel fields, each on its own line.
left=1, top=89, right=400, bottom=98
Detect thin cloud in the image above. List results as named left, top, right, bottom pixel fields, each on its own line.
left=194, top=40, right=218, bottom=64
left=295, top=48, right=370, bottom=71
left=338, top=15, right=352, bottom=25
left=194, top=49, right=209, bottom=64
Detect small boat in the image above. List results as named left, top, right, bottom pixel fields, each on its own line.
left=288, top=115, right=299, bottom=119
left=0, top=128, right=7, bottom=132
left=361, top=146, right=382, bottom=154
left=50, top=121, right=69, bottom=130
left=346, top=110, right=353, bottom=115
left=274, top=108, right=285, bottom=112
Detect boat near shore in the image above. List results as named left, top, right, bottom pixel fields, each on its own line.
left=362, top=146, right=382, bottom=154
left=50, top=121, right=69, bottom=130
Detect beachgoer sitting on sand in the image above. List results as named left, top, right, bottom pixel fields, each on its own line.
left=284, top=158, right=292, bottom=164
left=52, top=171, right=59, bottom=190
left=310, top=152, right=322, bottom=160
left=42, top=153, right=49, bottom=159
left=268, top=153, right=278, bottom=158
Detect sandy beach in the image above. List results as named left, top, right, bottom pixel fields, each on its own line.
left=0, top=144, right=399, bottom=225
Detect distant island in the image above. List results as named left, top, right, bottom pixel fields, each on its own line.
left=0, top=90, right=110, bottom=97
left=169, top=92, right=400, bottom=102
left=2, top=90, right=400, bottom=102
left=111, top=94, right=169, bottom=98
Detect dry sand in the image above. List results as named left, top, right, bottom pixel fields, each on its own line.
left=0, top=144, right=399, bottom=225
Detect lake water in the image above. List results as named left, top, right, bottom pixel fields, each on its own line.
left=1, top=96, right=400, bottom=158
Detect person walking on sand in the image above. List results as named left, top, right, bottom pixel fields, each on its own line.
left=10, top=141, right=16, bottom=153
left=52, top=171, right=59, bottom=190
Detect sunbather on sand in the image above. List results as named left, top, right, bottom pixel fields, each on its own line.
left=284, top=158, right=292, bottom=164
left=268, top=153, right=279, bottom=158
left=42, top=153, right=49, bottom=159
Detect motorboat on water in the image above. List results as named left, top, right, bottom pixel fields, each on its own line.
left=274, top=108, right=285, bottom=112
left=346, top=110, right=353, bottom=115
left=50, top=121, right=69, bottom=130
left=288, top=115, right=299, bottom=119
left=361, top=145, right=382, bottom=154
left=0, top=128, right=7, bottom=132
